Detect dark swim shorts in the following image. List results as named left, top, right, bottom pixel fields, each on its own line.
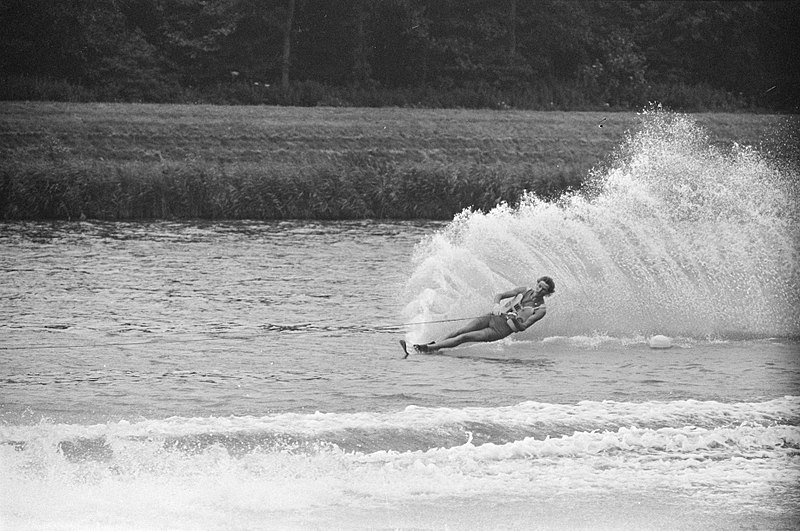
left=488, top=314, right=514, bottom=337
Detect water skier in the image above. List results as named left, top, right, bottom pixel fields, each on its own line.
left=401, top=276, right=555, bottom=356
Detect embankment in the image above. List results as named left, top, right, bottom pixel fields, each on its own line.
left=0, top=102, right=790, bottom=220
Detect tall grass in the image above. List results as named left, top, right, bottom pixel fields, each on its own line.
left=0, top=157, right=579, bottom=220
left=0, top=102, right=790, bottom=220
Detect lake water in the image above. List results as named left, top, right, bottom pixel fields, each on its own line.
left=1, top=110, right=799, bottom=529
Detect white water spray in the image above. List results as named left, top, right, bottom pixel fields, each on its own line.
left=403, top=108, right=799, bottom=340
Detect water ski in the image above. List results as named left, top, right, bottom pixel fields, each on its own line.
left=400, top=340, right=438, bottom=358
left=399, top=339, right=411, bottom=359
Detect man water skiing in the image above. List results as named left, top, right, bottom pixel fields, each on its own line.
left=401, top=276, right=555, bottom=357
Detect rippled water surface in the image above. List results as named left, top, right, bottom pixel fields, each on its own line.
left=2, top=221, right=796, bottom=423
left=1, top=220, right=436, bottom=420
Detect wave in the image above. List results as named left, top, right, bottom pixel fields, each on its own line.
left=3, top=397, right=797, bottom=462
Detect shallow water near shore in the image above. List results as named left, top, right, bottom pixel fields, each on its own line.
left=2, top=110, right=799, bottom=529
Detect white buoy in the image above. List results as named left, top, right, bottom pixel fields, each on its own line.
left=648, top=335, right=673, bottom=349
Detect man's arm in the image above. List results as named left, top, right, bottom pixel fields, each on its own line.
left=516, top=307, right=546, bottom=331
left=493, top=286, right=528, bottom=303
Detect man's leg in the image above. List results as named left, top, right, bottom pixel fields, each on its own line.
left=439, top=315, right=491, bottom=341
left=430, top=327, right=499, bottom=350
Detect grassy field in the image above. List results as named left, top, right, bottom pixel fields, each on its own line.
left=0, top=102, right=792, bottom=220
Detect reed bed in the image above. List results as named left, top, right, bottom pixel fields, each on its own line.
left=0, top=102, right=789, bottom=220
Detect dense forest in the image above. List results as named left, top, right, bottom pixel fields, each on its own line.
left=1, top=0, right=798, bottom=111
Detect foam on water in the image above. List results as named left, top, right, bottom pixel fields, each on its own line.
left=403, top=107, right=799, bottom=342
left=2, top=398, right=798, bottom=528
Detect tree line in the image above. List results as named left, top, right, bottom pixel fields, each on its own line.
left=1, top=0, right=797, bottom=111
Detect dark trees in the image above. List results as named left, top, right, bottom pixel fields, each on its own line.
left=1, top=0, right=796, bottom=109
